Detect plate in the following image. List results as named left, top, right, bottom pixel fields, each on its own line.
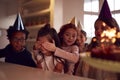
left=80, top=52, right=120, bottom=73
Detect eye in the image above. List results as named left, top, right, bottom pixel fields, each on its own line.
left=72, top=33, right=77, bottom=38
left=12, top=38, right=25, bottom=42
left=72, top=35, right=75, bottom=38
left=95, top=26, right=98, bottom=30
left=65, top=33, right=69, bottom=36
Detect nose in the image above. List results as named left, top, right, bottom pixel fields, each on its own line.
left=69, top=36, right=73, bottom=40
left=16, top=40, right=22, bottom=45
left=97, top=28, right=103, bottom=33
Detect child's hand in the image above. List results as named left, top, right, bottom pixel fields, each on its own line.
left=37, top=60, right=42, bottom=69
left=53, top=62, right=64, bottom=73
left=41, top=42, right=56, bottom=52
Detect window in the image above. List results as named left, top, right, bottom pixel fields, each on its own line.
left=114, top=13, right=120, bottom=26
left=84, top=0, right=99, bottom=12
left=84, top=14, right=98, bottom=37
left=115, top=1, right=120, bottom=10
left=83, top=0, right=99, bottom=38
left=108, top=0, right=120, bottom=10
left=110, top=0, right=120, bottom=26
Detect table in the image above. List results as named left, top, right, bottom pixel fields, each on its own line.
left=0, top=61, right=94, bottom=80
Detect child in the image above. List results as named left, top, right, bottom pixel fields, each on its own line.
left=33, top=24, right=64, bottom=73
left=76, top=30, right=88, bottom=52
left=74, top=30, right=88, bottom=75
left=41, top=23, right=79, bottom=75
left=0, top=13, right=36, bottom=67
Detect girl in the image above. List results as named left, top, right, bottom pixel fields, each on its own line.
left=41, top=23, right=79, bottom=75
left=74, top=30, right=88, bottom=75
left=76, top=30, right=88, bottom=52
left=88, top=18, right=120, bottom=51
left=33, top=24, right=64, bottom=73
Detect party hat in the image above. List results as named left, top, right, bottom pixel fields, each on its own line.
left=69, top=17, right=75, bottom=24
left=69, top=16, right=77, bottom=26
left=13, top=13, right=25, bottom=30
left=7, top=13, right=29, bottom=39
left=98, top=0, right=112, bottom=20
left=77, top=20, right=82, bottom=31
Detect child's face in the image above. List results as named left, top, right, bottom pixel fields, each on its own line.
left=10, top=31, right=26, bottom=52
left=62, top=28, right=77, bottom=46
left=81, top=34, right=86, bottom=43
left=37, top=35, right=53, bottom=56
left=95, top=20, right=108, bottom=40
left=76, top=33, right=86, bottom=46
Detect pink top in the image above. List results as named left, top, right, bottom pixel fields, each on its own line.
left=33, top=50, right=64, bottom=73
left=55, top=45, right=79, bottom=63
left=54, top=45, right=79, bottom=75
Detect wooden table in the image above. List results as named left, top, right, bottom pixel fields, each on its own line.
left=0, top=61, right=94, bottom=80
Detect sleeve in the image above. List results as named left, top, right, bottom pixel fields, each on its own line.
left=0, top=49, right=6, bottom=58
left=54, top=47, right=79, bottom=63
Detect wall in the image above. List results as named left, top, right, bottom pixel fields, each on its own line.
left=0, top=2, right=9, bottom=49
left=0, top=29, right=9, bottom=48
left=0, top=2, right=18, bottom=29
left=0, top=2, right=7, bottom=29
left=63, top=0, right=84, bottom=25
left=53, top=0, right=63, bottom=32
left=53, top=0, right=84, bottom=33
left=0, top=2, right=18, bottom=49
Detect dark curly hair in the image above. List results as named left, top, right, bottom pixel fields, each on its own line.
left=37, top=24, right=61, bottom=48
left=7, top=26, right=29, bottom=40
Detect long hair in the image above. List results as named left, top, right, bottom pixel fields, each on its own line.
left=37, top=24, right=64, bottom=65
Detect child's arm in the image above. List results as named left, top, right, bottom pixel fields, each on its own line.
left=41, top=42, right=79, bottom=63
left=55, top=48, right=79, bottom=63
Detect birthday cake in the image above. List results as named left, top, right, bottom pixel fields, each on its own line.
left=91, top=45, right=120, bottom=62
